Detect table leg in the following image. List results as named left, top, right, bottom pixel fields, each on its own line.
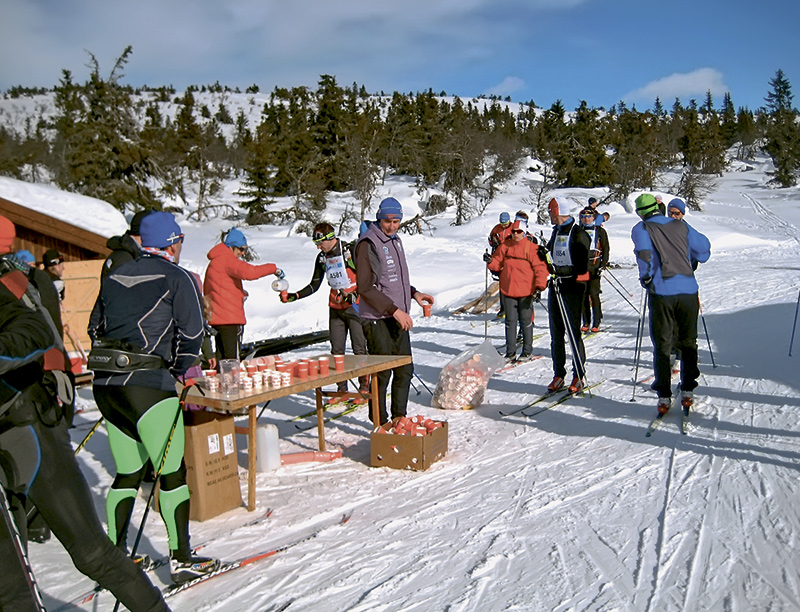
left=315, top=388, right=326, bottom=452
left=370, top=372, right=380, bottom=426
left=248, top=404, right=256, bottom=511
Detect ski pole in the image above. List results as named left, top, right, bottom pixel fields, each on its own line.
left=698, top=299, right=716, bottom=368
left=630, top=286, right=648, bottom=402
left=484, top=249, right=489, bottom=341
left=604, top=268, right=634, bottom=297
left=1, top=486, right=47, bottom=611
left=552, top=277, right=591, bottom=396
left=413, top=370, right=433, bottom=395
left=789, top=289, right=800, bottom=357
left=604, top=274, right=639, bottom=313
left=73, top=416, right=104, bottom=455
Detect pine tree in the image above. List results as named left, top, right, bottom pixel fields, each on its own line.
left=440, top=98, right=485, bottom=225
left=735, top=107, right=759, bottom=161
left=51, top=47, right=160, bottom=211
left=604, top=104, right=661, bottom=201
left=720, top=93, right=738, bottom=148
left=763, top=69, right=800, bottom=187
left=562, top=100, right=613, bottom=188
left=339, top=96, right=383, bottom=223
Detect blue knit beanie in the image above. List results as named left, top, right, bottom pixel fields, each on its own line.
left=15, top=249, right=35, bottom=265
left=377, top=197, right=403, bottom=221
left=224, top=227, right=248, bottom=248
left=139, top=211, right=184, bottom=248
left=499, top=212, right=511, bottom=224
left=668, top=198, right=686, bottom=214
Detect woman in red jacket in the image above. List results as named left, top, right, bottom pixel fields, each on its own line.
left=486, top=213, right=549, bottom=362
left=204, top=227, right=284, bottom=360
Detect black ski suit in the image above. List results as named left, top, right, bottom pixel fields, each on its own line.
left=0, top=271, right=169, bottom=612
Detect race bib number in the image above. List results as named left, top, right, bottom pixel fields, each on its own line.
left=325, top=253, right=351, bottom=290
left=552, top=234, right=572, bottom=267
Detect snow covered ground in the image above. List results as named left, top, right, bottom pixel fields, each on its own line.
left=15, top=155, right=800, bottom=611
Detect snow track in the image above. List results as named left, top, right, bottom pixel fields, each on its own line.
left=742, top=191, right=800, bottom=245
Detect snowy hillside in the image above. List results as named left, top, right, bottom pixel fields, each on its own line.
left=16, top=153, right=800, bottom=612
left=0, top=90, right=526, bottom=145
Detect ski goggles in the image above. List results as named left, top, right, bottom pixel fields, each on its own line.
left=313, top=230, right=336, bottom=245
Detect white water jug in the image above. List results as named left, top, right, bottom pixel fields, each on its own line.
left=255, top=423, right=281, bottom=472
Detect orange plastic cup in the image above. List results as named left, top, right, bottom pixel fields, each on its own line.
left=319, top=357, right=330, bottom=376
left=334, top=355, right=345, bottom=371
left=298, top=362, right=309, bottom=380
left=423, top=303, right=432, bottom=317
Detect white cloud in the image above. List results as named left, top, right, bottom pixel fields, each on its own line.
left=0, top=0, right=591, bottom=91
left=625, top=68, right=730, bottom=105
left=484, top=76, right=525, bottom=98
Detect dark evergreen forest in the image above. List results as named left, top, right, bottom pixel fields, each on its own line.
left=1, top=48, right=798, bottom=228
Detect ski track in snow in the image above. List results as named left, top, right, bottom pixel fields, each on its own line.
left=741, top=192, right=800, bottom=245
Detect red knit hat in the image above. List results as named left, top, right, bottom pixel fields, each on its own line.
left=0, top=215, right=15, bottom=254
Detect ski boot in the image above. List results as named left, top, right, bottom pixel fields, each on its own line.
left=547, top=376, right=565, bottom=393
left=170, top=552, right=220, bottom=584
left=681, top=391, right=694, bottom=410
left=568, top=376, right=585, bottom=394
left=657, top=397, right=671, bottom=415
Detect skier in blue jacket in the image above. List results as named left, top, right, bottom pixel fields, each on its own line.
left=631, top=195, right=711, bottom=414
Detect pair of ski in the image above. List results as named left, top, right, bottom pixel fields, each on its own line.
left=496, top=354, right=544, bottom=374
left=164, top=512, right=352, bottom=597
left=645, top=401, right=692, bottom=437
left=294, top=398, right=368, bottom=431
left=499, top=381, right=601, bottom=418
left=54, top=507, right=275, bottom=611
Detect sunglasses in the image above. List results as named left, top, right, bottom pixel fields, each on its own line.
left=511, top=229, right=524, bottom=235
left=580, top=214, right=595, bottom=219
left=668, top=209, right=683, bottom=217
left=312, top=231, right=335, bottom=245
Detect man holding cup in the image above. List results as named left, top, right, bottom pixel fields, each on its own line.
left=355, top=197, right=434, bottom=425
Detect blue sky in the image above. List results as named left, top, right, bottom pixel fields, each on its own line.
left=2, top=0, right=797, bottom=112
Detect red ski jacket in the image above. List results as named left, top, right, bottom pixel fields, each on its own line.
left=488, top=237, right=549, bottom=298
left=203, top=243, right=277, bottom=326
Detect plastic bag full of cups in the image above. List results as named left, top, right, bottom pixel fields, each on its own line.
left=432, top=353, right=493, bottom=410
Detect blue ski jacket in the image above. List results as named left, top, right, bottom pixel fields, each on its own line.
left=631, top=214, right=711, bottom=296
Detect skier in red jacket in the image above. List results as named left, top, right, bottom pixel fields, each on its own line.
left=203, top=227, right=284, bottom=360
left=486, top=214, right=549, bottom=362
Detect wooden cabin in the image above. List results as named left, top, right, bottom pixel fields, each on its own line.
left=0, top=190, right=123, bottom=365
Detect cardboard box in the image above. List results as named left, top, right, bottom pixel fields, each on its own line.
left=183, top=411, right=243, bottom=521
left=370, top=421, right=448, bottom=471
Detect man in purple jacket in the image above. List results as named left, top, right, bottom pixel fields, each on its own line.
left=356, top=198, right=434, bottom=425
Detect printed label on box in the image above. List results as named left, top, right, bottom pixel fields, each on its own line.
left=223, top=433, right=234, bottom=456
left=206, top=432, right=220, bottom=455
